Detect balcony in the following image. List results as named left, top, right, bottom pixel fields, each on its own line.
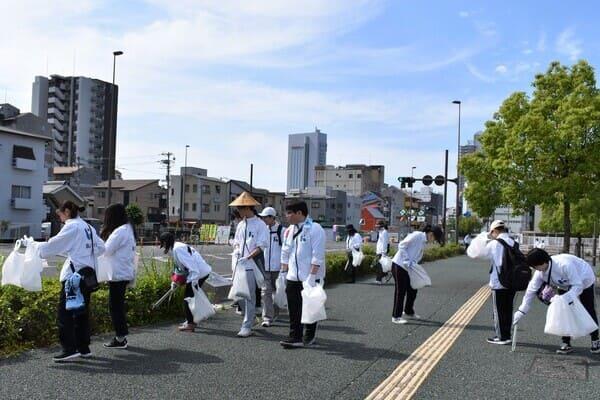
left=48, top=118, right=65, bottom=131
left=54, top=140, right=65, bottom=153
left=48, top=107, right=65, bottom=121
left=52, top=129, right=64, bottom=142
left=48, top=97, right=65, bottom=111
left=48, top=86, right=66, bottom=101
left=11, top=198, right=34, bottom=210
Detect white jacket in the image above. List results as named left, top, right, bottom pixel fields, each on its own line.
left=376, top=229, right=390, bottom=255
left=233, top=216, right=269, bottom=270
left=485, top=233, right=514, bottom=290
left=346, top=233, right=363, bottom=252
left=265, top=223, right=282, bottom=272
left=102, top=223, right=137, bottom=281
left=172, top=242, right=212, bottom=283
left=392, top=231, right=426, bottom=270
left=518, top=254, right=596, bottom=313
left=38, top=217, right=105, bottom=282
left=281, top=218, right=326, bottom=282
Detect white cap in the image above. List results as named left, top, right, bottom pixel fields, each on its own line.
left=489, top=220, right=506, bottom=233
left=258, top=207, right=277, bottom=217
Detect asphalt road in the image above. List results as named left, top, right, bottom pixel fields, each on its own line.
left=1, top=256, right=599, bottom=399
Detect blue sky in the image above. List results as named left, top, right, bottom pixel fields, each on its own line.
left=1, top=0, right=599, bottom=204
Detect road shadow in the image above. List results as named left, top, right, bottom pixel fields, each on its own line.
left=49, top=346, right=223, bottom=375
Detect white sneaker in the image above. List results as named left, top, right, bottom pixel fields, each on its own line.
left=392, top=317, right=408, bottom=324
left=237, top=328, right=253, bottom=337
left=403, top=313, right=421, bottom=320
left=375, top=280, right=382, bottom=285
left=261, top=320, right=272, bottom=328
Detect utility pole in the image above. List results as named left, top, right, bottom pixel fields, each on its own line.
left=161, top=152, right=174, bottom=224
left=443, top=149, right=449, bottom=238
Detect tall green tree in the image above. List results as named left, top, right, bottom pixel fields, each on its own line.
left=458, top=216, right=483, bottom=237
left=126, top=203, right=144, bottom=227
left=461, top=61, right=600, bottom=252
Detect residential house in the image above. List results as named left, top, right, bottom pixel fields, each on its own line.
left=93, top=179, right=166, bottom=224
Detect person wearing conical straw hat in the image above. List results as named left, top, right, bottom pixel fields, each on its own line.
left=229, top=191, right=269, bottom=337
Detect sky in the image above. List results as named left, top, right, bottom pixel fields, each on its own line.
left=2, top=0, right=600, bottom=205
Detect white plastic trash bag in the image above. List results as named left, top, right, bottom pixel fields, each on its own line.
left=380, top=256, right=393, bottom=273
left=21, top=240, right=43, bottom=292
left=127, top=253, right=140, bottom=289
left=1, top=240, right=26, bottom=287
left=301, top=281, right=327, bottom=324
left=274, top=273, right=288, bottom=309
left=253, top=264, right=266, bottom=290
left=466, top=232, right=490, bottom=259
left=96, top=255, right=113, bottom=283
left=228, top=260, right=252, bottom=300
left=408, top=263, right=431, bottom=290
left=185, top=283, right=215, bottom=323
left=352, top=250, right=365, bottom=267
left=544, top=295, right=598, bottom=338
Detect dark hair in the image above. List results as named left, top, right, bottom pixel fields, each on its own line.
left=285, top=201, right=308, bottom=216
left=160, top=232, right=175, bottom=254
left=59, top=200, right=85, bottom=218
left=423, top=224, right=444, bottom=245
left=346, top=224, right=358, bottom=236
left=101, top=203, right=136, bottom=241
left=232, top=210, right=241, bottom=220
left=526, top=248, right=551, bottom=267
left=376, top=221, right=388, bottom=229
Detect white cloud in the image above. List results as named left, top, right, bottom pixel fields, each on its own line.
left=459, top=11, right=470, bottom=18
left=495, top=65, right=508, bottom=74
left=466, top=63, right=495, bottom=83
left=556, top=28, right=582, bottom=61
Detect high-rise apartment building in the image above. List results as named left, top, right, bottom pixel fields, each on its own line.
left=287, top=128, right=327, bottom=193
left=31, top=75, right=118, bottom=181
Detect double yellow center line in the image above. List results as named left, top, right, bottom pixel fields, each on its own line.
left=366, top=285, right=491, bottom=400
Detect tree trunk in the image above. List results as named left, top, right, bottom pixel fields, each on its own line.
left=563, top=200, right=571, bottom=253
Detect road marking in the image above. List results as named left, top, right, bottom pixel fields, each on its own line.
left=365, top=285, right=491, bottom=400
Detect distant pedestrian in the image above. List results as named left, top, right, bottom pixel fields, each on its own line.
left=345, top=224, right=362, bottom=284
left=258, top=207, right=283, bottom=327
left=390, top=225, right=443, bottom=324
left=513, top=249, right=599, bottom=354
left=230, top=192, right=269, bottom=337
left=38, top=201, right=105, bottom=362
left=463, top=234, right=472, bottom=249
left=373, top=221, right=390, bottom=285
left=160, top=232, right=212, bottom=333
left=280, top=201, right=326, bottom=348
left=100, top=203, right=137, bottom=349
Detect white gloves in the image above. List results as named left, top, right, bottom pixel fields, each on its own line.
left=513, top=310, right=525, bottom=325
left=306, top=273, right=317, bottom=287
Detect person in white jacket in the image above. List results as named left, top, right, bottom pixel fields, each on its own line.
left=37, top=201, right=105, bottom=362
left=280, top=201, right=326, bottom=348
left=374, top=221, right=390, bottom=285
left=513, top=248, right=599, bottom=354
left=99, top=203, right=137, bottom=349
left=345, top=224, right=363, bottom=284
left=390, top=225, right=443, bottom=324
left=258, top=207, right=283, bottom=327
left=160, top=232, right=212, bottom=333
left=230, top=192, right=269, bottom=337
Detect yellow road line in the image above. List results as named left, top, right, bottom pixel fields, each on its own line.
left=365, top=285, right=491, bottom=400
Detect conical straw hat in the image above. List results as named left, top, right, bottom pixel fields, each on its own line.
left=229, top=191, right=260, bottom=207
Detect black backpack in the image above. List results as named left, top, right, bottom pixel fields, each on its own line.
left=495, top=239, right=532, bottom=291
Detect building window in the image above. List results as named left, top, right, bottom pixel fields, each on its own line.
left=202, top=185, right=210, bottom=194
left=171, top=188, right=174, bottom=196
left=349, top=174, right=353, bottom=178
left=185, top=184, right=190, bottom=193
left=193, top=184, right=198, bottom=193
left=357, top=174, right=362, bottom=178
left=214, top=204, right=221, bottom=212
left=215, top=186, right=221, bottom=194
left=311, top=202, right=320, bottom=209
left=172, top=207, right=175, bottom=214
left=202, top=203, right=210, bottom=213
left=99, top=190, right=106, bottom=198
left=11, top=185, right=31, bottom=199
left=184, top=203, right=189, bottom=211
left=192, top=203, right=197, bottom=212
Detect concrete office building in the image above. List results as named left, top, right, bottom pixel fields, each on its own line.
left=287, top=128, right=327, bottom=193
left=315, top=164, right=384, bottom=197
left=0, top=126, right=51, bottom=239
left=286, top=187, right=346, bottom=227
left=31, top=75, right=118, bottom=181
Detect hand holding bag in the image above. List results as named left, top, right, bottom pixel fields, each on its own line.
left=301, top=281, right=327, bottom=324
left=185, top=283, right=215, bottom=323
left=407, top=263, right=432, bottom=289
left=274, top=273, right=288, bottom=309
left=227, top=259, right=252, bottom=300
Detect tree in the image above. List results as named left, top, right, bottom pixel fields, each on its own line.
left=458, top=216, right=483, bottom=237
left=126, top=203, right=144, bottom=227
left=461, top=61, right=600, bottom=252
left=539, top=198, right=600, bottom=236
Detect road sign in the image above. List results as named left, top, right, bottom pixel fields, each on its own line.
left=422, top=175, right=433, bottom=186
left=400, top=209, right=407, bottom=216
left=417, top=216, right=426, bottom=222
left=418, top=210, right=425, bottom=216
left=434, top=175, right=445, bottom=186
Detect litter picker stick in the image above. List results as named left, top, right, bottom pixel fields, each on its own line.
left=152, top=287, right=176, bottom=310
left=511, top=324, right=518, bottom=352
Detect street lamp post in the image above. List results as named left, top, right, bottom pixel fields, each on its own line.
left=107, top=50, right=123, bottom=205
left=452, top=100, right=462, bottom=244
left=180, top=145, right=189, bottom=223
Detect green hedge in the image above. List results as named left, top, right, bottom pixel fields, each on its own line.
left=0, top=243, right=463, bottom=357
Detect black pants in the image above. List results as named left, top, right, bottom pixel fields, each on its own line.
left=109, top=281, right=129, bottom=337
left=184, top=275, right=209, bottom=324
left=374, top=255, right=386, bottom=282
left=346, top=252, right=356, bottom=283
left=492, top=288, right=516, bottom=340
left=286, top=280, right=318, bottom=341
left=562, top=285, right=599, bottom=344
left=58, top=281, right=92, bottom=353
left=392, top=265, right=417, bottom=318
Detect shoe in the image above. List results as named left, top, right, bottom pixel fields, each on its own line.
left=392, top=317, right=408, bottom=324
left=375, top=280, right=382, bottom=285
left=280, top=339, right=304, bottom=349
left=303, top=336, right=316, bottom=346
left=404, top=313, right=421, bottom=320
left=178, top=322, right=197, bottom=332
left=591, top=340, right=600, bottom=354
left=237, top=328, right=253, bottom=337
left=79, top=346, right=92, bottom=358
left=235, top=309, right=243, bottom=315
left=261, top=320, right=272, bottom=328
left=104, top=337, right=128, bottom=349
left=53, top=351, right=81, bottom=363
left=556, top=343, right=574, bottom=354
left=486, top=337, right=511, bottom=345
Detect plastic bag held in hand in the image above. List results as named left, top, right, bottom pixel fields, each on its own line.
left=352, top=250, right=364, bottom=267
left=96, top=255, right=113, bottom=283
left=21, top=239, right=43, bottom=291
left=466, top=232, right=490, bottom=259
left=1, top=240, right=26, bottom=287
left=301, top=281, right=327, bottom=324
left=227, top=259, right=252, bottom=301
left=185, top=283, right=215, bottom=323
left=380, top=256, right=393, bottom=273
left=274, top=273, right=288, bottom=309
left=544, top=295, right=599, bottom=338
left=408, top=263, right=431, bottom=290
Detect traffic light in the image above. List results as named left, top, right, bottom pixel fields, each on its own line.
left=422, top=175, right=433, bottom=186
left=398, top=177, right=416, bottom=188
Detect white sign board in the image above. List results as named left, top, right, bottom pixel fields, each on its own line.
left=215, top=226, right=231, bottom=245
